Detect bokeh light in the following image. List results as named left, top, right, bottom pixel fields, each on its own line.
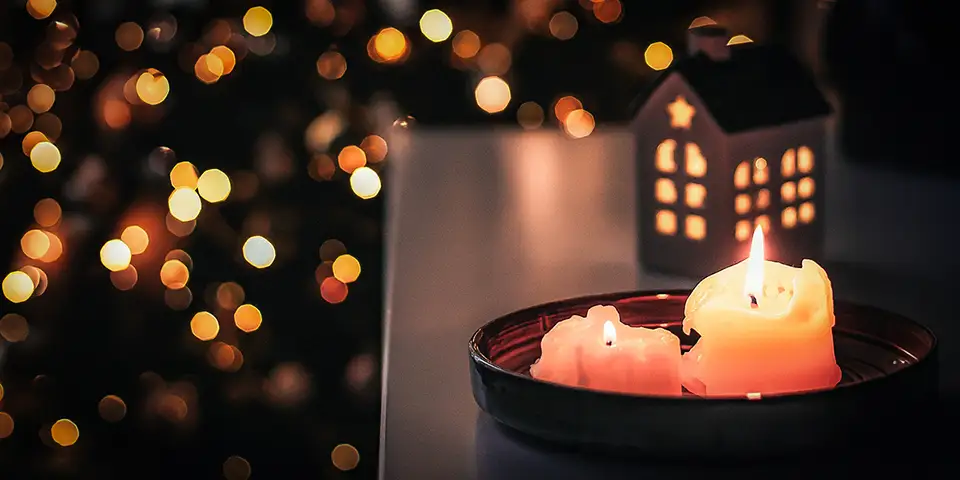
left=593, top=0, right=623, bottom=24
left=210, top=45, right=237, bottom=75
left=242, top=236, right=276, bottom=269
left=452, top=30, right=481, bottom=59
left=168, top=188, right=202, bottom=222
left=21, top=229, right=51, bottom=260
left=27, top=0, right=57, bottom=20
left=320, top=277, right=348, bottom=304
left=474, top=76, right=511, bottom=114
left=100, top=239, right=132, bottom=272
left=331, top=443, right=360, bottom=471
left=317, top=51, right=347, bottom=80
left=0, top=412, right=13, bottom=439
left=319, top=239, right=347, bottom=261
left=0, top=314, right=30, bottom=342
left=549, top=12, right=579, bottom=40
left=563, top=109, right=596, bottom=138
left=644, top=42, right=673, bottom=70
left=98, top=395, right=127, bottom=422
left=332, top=254, right=361, bottom=283
left=197, top=168, right=232, bottom=203
left=191, top=312, right=220, bottom=341
left=27, top=84, right=56, bottom=113
left=121, top=226, right=150, bottom=255
left=338, top=145, right=367, bottom=173
left=22, top=131, right=49, bottom=156
left=517, top=101, right=544, bottom=129
left=3, top=271, right=35, bottom=303
left=51, top=419, right=79, bottom=447
left=420, top=9, right=453, bottom=43
left=160, top=260, right=190, bottom=289
left=372, top=27, right=409, bottom=63
left=350, top=167, right=381, bottom=200
left=234, top=304, right=263, bottom=333
left=243, top=6, right=273, bottom=37
left=110, top=265, right=139, bottom=291
left=360, top=135, right=388, bottom=163
left=136, top=69, right=170, bottom=105
left=170, top=161, right=199, bottom=189
left=116, top=22, right=144, bottom=51
left=30, top=141, right=61, bottom=173
left=223, top=455, right=252, bottom=480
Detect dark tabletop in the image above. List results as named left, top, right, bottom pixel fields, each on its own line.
left=380, top=128, right=959, bottom=479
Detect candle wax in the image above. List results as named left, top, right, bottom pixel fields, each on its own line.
left=531, top=305, right=681, bottom=396
left=681, top=258, right=841, bottom=397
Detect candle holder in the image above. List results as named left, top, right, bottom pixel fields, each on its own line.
left=468, top=290, right=938, bottom=459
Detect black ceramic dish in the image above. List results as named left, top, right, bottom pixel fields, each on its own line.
left=469, top=290, right=939, bottom=459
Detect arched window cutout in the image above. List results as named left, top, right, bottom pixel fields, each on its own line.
left=685, top=183, right=706, bottom=208
left=735, top=194, right=751, bottom=215
left=756, top=189, right=770, bottom=210
left=782, top=149, right=796, bottom=178
left=656, top=210, right=677, bottom=235
left=734, top=162, right=750, bottom=189
left=754, top=215, right=771, bottom=234
left=656, top=140, right=677, bottom=173
left=782, top=207, right=797, bottom=228
left=753, top=157, right=768, bottom=185
left=685, top=215, right=706, bottom=240
left=781, top=182, right=796, bottom=203
left=799, top=202, right=815, bottom=223
left=798, top=177, right=815, bottom=199
left=685, top=143, right=706, bottom=177
left=797, top=146, right=814, bottom=173
left=655, top=178, right=677, bottom=204
left=735, top=220, right=751, bottom=241
left=667, top=96, right=695, bottom=129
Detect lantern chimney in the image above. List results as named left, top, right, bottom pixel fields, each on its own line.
left=688, top=25, right=730, bottom=61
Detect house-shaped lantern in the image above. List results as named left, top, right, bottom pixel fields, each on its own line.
left=631, top=24, right=832, bottom=278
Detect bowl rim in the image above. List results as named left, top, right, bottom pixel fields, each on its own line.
left=468, top=288, right=939, bottom=404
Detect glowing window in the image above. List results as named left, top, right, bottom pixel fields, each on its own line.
left=685, top=183, right=706, bottom=208
left=734, top=162, right=750, bottom=189
left=666, top=96, right=695, bottom=129
left=782, top=149, right=796, bottom=177
left=685, top=215, right=706, bottom=240
left=782, top=207, right=797, bottom=228
left=797, top=146, right=814, bottom=173
left=685, top=143, right=706, bottom=177
left=735, top=194, right=751, bottom=215
left=655, top=210, right=677, bottom=235
left=756, top=189, right=770, bottom=210
left=798, top=177, right=815, bottom=199
left=754, top=215, right=771, bottom=234
left=655, top=178, right=677, bottom=204
left=656, top=139, right=677, bottom=173
left=799, top=202, right=815, bottom=223
left=753, top=157, right=768, bottom=185
left=735, top=220, right=751, bottom=241
left=781, top=182, right=796, bottom=203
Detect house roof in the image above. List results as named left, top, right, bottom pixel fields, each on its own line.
left=630, top=42, right=832, bottom=133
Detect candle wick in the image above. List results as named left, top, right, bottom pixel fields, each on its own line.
left=605, top=340, right=613, bottom=347
left=749, top=294, right=759, bottom=308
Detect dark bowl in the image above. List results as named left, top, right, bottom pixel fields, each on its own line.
left=468, top=290, right=939, bottom=459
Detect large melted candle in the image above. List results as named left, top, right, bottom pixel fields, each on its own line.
left=681, top=227, right=842, bottom=397
left=531, top=305, right=681, bottom=396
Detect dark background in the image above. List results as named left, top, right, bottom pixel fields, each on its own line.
left=0, top=0, right=953, bottom=478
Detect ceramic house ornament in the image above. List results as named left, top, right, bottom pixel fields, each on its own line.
left=631, top=24, right=832, bottom=278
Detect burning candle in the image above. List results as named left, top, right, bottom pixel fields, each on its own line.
left=681, top=227, right=841, bottom=397
left=531, top=305, right=681, bottom=396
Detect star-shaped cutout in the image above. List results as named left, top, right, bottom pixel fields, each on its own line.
left=667, top=95, right=695, bottom=129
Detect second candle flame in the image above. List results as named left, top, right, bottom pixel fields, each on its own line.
left=744, top=226, right=765, bottom=301
left=603, top=320, right=616, bottom=346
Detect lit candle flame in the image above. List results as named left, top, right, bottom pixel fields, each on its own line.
left=744, top=226, right=764, bottom=302
left=603, top=320, right=616, bottom=346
